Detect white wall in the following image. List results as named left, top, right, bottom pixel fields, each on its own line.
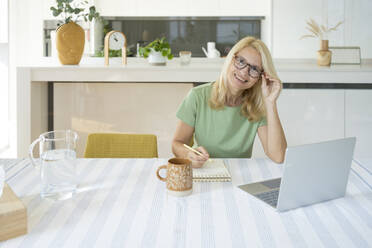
left=273, top=0, right=372, bottom=59
left=345, top=0, right=372, bottom=59
left=0, top=0, right=8, bottom=43
left=0, top=44, right=8, bottom=151
left=7, top=0, right=44, bottom=156
left=10, top=0, right=44, bottom=64
left=0, top=0, right=9, bottom=152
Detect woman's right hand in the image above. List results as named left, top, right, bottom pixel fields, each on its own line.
left=186, top=146, right=210, bottom=168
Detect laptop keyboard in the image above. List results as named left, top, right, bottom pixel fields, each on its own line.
left=255, top=189, right=279, bottom=207
left=261, top=178, right=281, bottom=189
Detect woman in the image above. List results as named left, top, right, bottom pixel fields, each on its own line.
left=172, top=37, right=287, bottom=167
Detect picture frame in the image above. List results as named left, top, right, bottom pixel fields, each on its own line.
left=329, top=46, right=361, bottom=65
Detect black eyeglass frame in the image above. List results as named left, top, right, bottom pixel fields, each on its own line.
left=233, top=55, right=264, bottom=79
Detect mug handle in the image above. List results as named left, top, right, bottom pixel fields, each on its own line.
left=156, top=165, right=167, bottom=182
left=29, top=137, right=41, bottom=168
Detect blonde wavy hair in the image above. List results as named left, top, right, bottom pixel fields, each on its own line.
left=209, top=36, right=279, bottom=122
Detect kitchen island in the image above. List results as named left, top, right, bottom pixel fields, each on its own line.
left=15, top=57, right=372, bottom=158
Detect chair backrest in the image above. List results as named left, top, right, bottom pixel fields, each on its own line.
left=84, top=133, right=158, bottom=158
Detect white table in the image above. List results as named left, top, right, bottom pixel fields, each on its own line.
left=352, top=158, right=372, bottom=190
left=1, top=158, right=372, bottom=248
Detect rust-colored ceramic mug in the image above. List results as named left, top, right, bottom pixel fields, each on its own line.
left=156, top=158, right=193, bottom=197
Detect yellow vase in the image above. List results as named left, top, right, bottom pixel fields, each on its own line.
left=56, top=22, right=85, bottom=65
left=317, top=50, right=332, bottom=66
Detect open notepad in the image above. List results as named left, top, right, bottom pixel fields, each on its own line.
left=193, top=159, right=231, bottom=182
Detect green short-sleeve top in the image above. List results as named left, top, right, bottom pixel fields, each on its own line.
left=176, top=82, right=267, bottom=158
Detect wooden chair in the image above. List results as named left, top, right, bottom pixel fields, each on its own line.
left=84, top=133, right=158, bottom=158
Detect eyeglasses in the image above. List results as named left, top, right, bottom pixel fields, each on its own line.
left=233, top=55, right=263, bottom=78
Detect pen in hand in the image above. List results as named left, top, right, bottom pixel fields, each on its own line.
left=183, top=144, right=213, bottom=163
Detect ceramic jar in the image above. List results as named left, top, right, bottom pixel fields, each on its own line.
left=317, top=40, right=332, bottom=66
left=56, top=22, right=85, bottom=65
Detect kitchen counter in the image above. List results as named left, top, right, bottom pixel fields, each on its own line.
left=18, top=57, right=372, bottom=83
left=12, top=57, right=372, bottom=159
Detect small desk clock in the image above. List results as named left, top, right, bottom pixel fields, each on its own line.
left=104, top=30, right=127, bottom=66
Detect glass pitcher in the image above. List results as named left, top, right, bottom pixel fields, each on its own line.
left=29, top=130, right=78, bottom=200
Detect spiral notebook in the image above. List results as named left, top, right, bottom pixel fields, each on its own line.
left=193, top=159, right=231, bottom=182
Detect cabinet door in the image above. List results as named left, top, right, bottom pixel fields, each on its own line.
left=95, top=0, right=138, bottom=16
left=345, top=90, right=372, bottom=160
left=253, top=89, right=345, bottom=158
left=137, top=0, right=192, bottom=16
left=54, top=83, right=193, bottom=158
left=96, top=0, right=192, bottom=16
left=96, top=0, right=268, bottom=16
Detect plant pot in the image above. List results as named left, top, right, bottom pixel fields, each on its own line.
left=317, top=40, right=332, bottom=66
left=148, top=49, right=166, bottom=66
left=56, top=22, right=85, bottom=65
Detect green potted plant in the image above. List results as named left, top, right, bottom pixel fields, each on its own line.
left=50, top=0, right=100, bottom=65
left=139, top=38, right=173, bottom=65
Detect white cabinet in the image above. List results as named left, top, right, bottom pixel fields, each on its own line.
left=95, top=0, right=138, bottom=16
left=345, top=90, right=372, bottom=160
left=95, top=0, right=218, bottom=16
left=49, top=81, right=371, bottom=160
left=279, top=89, right=345, bottom=145
left=219, top=0, right=268, bottom=15
left=54, top=82, right=193, bottom=158
left=253, top=89, right=345, bottom=158
left=95, top=0, right=269, bottom=17
left=137, top=0, right=198, bottom=16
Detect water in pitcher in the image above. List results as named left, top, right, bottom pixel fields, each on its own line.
left=40, top=148, right=77, bottom=200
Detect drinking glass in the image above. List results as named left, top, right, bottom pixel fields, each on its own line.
left=179, top=51, right=192, bottom=65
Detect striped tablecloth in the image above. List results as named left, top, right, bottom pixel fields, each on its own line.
left=1, top=159, right=30, bottom=182
left=352, top=158, right=372, bottom=192
left=1, top=158, right=372, bottom=248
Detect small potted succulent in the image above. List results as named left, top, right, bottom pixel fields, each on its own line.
left=50, top=0, right=100, bottom=65
left=139, top=38, right=173, bottom=65
left=300, top=18, right=343, bottom=66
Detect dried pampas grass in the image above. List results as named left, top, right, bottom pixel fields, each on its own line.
left=300, top=18, right=343, bottom=40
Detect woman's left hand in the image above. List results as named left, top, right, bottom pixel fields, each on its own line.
left=261, top=73, right=282, bottom=104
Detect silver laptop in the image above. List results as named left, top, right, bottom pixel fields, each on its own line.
left=238, top=137, right=356, bottom=212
